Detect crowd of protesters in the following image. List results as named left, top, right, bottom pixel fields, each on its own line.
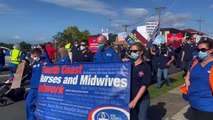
left=0, top=35, right=212, bottom=120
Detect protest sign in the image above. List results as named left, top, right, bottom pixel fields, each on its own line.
left=88, top=37, right=99, bottom=53
left=125, top=29, right=148, bottom=46
left=11, top=61, right=26, bottom=89
left=153, top=35, right=165, bottom=45
left=167, top=33, right=182, bottom=48
left=118, top=32, right=127, bottom=41
left=35, top=62, right=131, bottom=120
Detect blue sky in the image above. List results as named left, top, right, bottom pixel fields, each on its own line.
left=0, top=0, right=212, bottom=43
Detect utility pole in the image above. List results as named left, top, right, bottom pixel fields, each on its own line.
left=155, top=6, right=166, bottom=31
left=196, top=16, right=204, bottom=35
left=122, top=24, right=130, bottom=32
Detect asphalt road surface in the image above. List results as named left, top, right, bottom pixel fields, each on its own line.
left=0, top=65, right=180, bottom=120
left=0, top=71, right=26, bottom=120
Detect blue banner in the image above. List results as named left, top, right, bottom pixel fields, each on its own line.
left=35, top=62, right=131, bottom=120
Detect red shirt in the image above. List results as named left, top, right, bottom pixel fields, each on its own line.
left=45, top=44, right=58, bottom=61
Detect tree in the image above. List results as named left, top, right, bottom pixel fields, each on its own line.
left=19, top=41, right=31, bottom=52
left=52, top=26, right=90, bottom=47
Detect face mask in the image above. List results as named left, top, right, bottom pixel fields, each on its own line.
left=197, top=51, right=208, bottom=60
left=187, top=41, right=191, bottom=44
left=80, top=46, right=86, bottom=51
left=75, top=44, right=78, bottom=47
left=33, top=57, right=40, bottom=62
left=131, top=52, right=139, bottom=60
left=98, top=44, right=104, bottom=51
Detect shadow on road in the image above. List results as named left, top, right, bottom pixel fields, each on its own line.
left=148, top=102, right=167, bottom=120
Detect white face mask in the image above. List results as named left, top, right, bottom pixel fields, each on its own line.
left=80, top=46, right=86, bottom=51
left=33, top=57, right=40, bottom=62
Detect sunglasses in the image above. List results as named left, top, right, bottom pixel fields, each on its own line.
left=81, top=44, right=86, bottom=46
left=197, top=48, right=209, bottom=52
left=130, top=50, right=140, bottom=53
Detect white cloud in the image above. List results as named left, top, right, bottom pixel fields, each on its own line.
left=14, top=35, right=21, bottom=39
left=209, top=4, right=213, bottom=9
left=34, top=37, right=49, bottom=43
left=145, top=12, right=192, bottom=29
left=39, top=0, right=117, bottom=16
left=123, top=8, right=149, bottom=19
left=172, top=23, right=185, bottom=28
left=161, top=12, right=192, bottom=27
left=0, top=3, right=16, bottom=13
left=109, top=19, right=132, bottom=32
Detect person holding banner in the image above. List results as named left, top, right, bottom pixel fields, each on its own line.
left=128, top=42, right=152, bottom=120
left=93, top=35, right=120, bottom=62
left=55, top=47, right=71, bottom=64
left=26, top=48, right=50, bottom=120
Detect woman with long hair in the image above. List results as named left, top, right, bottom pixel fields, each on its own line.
left=128, top=42, right=152, bottom=120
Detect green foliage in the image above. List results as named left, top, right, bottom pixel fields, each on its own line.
left=0, top=42, right=13, bottom=49
left=19, top=41, right=31, bottom=52
left=52, top=26, right=90, bottom=47
left=148, top=74, right=184, bottom=99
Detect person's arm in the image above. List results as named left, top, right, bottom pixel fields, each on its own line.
left=166, top=55, right=175, bottom=66
left=129, top=86, right=147, bottom=109
left=185, top=71, right=190, bottom=91
left=181, top=48, right=185, bottom=62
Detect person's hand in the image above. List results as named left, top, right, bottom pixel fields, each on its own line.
left=122, top=58, right=130, bottom=62
left=166, top=62, right=171, bottom=67
left=185, top=79, right=190, bottom=91
left=128, top=99, right=137, bottom=109
left=43, top=62, right=47, bottom=66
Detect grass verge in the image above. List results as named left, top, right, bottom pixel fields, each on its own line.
left=148, top=73, right=185, bottom=100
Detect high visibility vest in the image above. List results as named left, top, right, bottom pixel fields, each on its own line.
left=10, top=49, right=22, bottom=64
left=180, top=59, right=213, bottom=94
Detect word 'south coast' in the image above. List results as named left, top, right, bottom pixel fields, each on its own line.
left=42, top=65, right=83, bottom=75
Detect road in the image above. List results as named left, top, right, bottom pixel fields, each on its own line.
left=0, top=71, right=26, bottom=120
left=0, top=65, right=180, bottom=120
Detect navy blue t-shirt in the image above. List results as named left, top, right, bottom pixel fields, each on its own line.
left=182, top=43, right=196, bottom=61
left=158, top=49, right=174, bottom=69
left=73, top=50, right=94, bottom=62
left=131, top=62, right=151, bottom=102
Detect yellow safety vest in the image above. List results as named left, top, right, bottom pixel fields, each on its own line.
left=65, top=43, right=71, bottom=51
left=10, top=49, right=22, bottom=64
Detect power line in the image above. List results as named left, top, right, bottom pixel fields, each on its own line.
left=155, top=6, right=166, bottom=29
left=196, top=16, right=204, bottom=35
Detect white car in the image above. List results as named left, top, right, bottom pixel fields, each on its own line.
left=1, top=46, right=10, bottom=68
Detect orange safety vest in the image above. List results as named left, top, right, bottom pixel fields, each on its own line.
left=180, top=59, right=213, bottom=94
